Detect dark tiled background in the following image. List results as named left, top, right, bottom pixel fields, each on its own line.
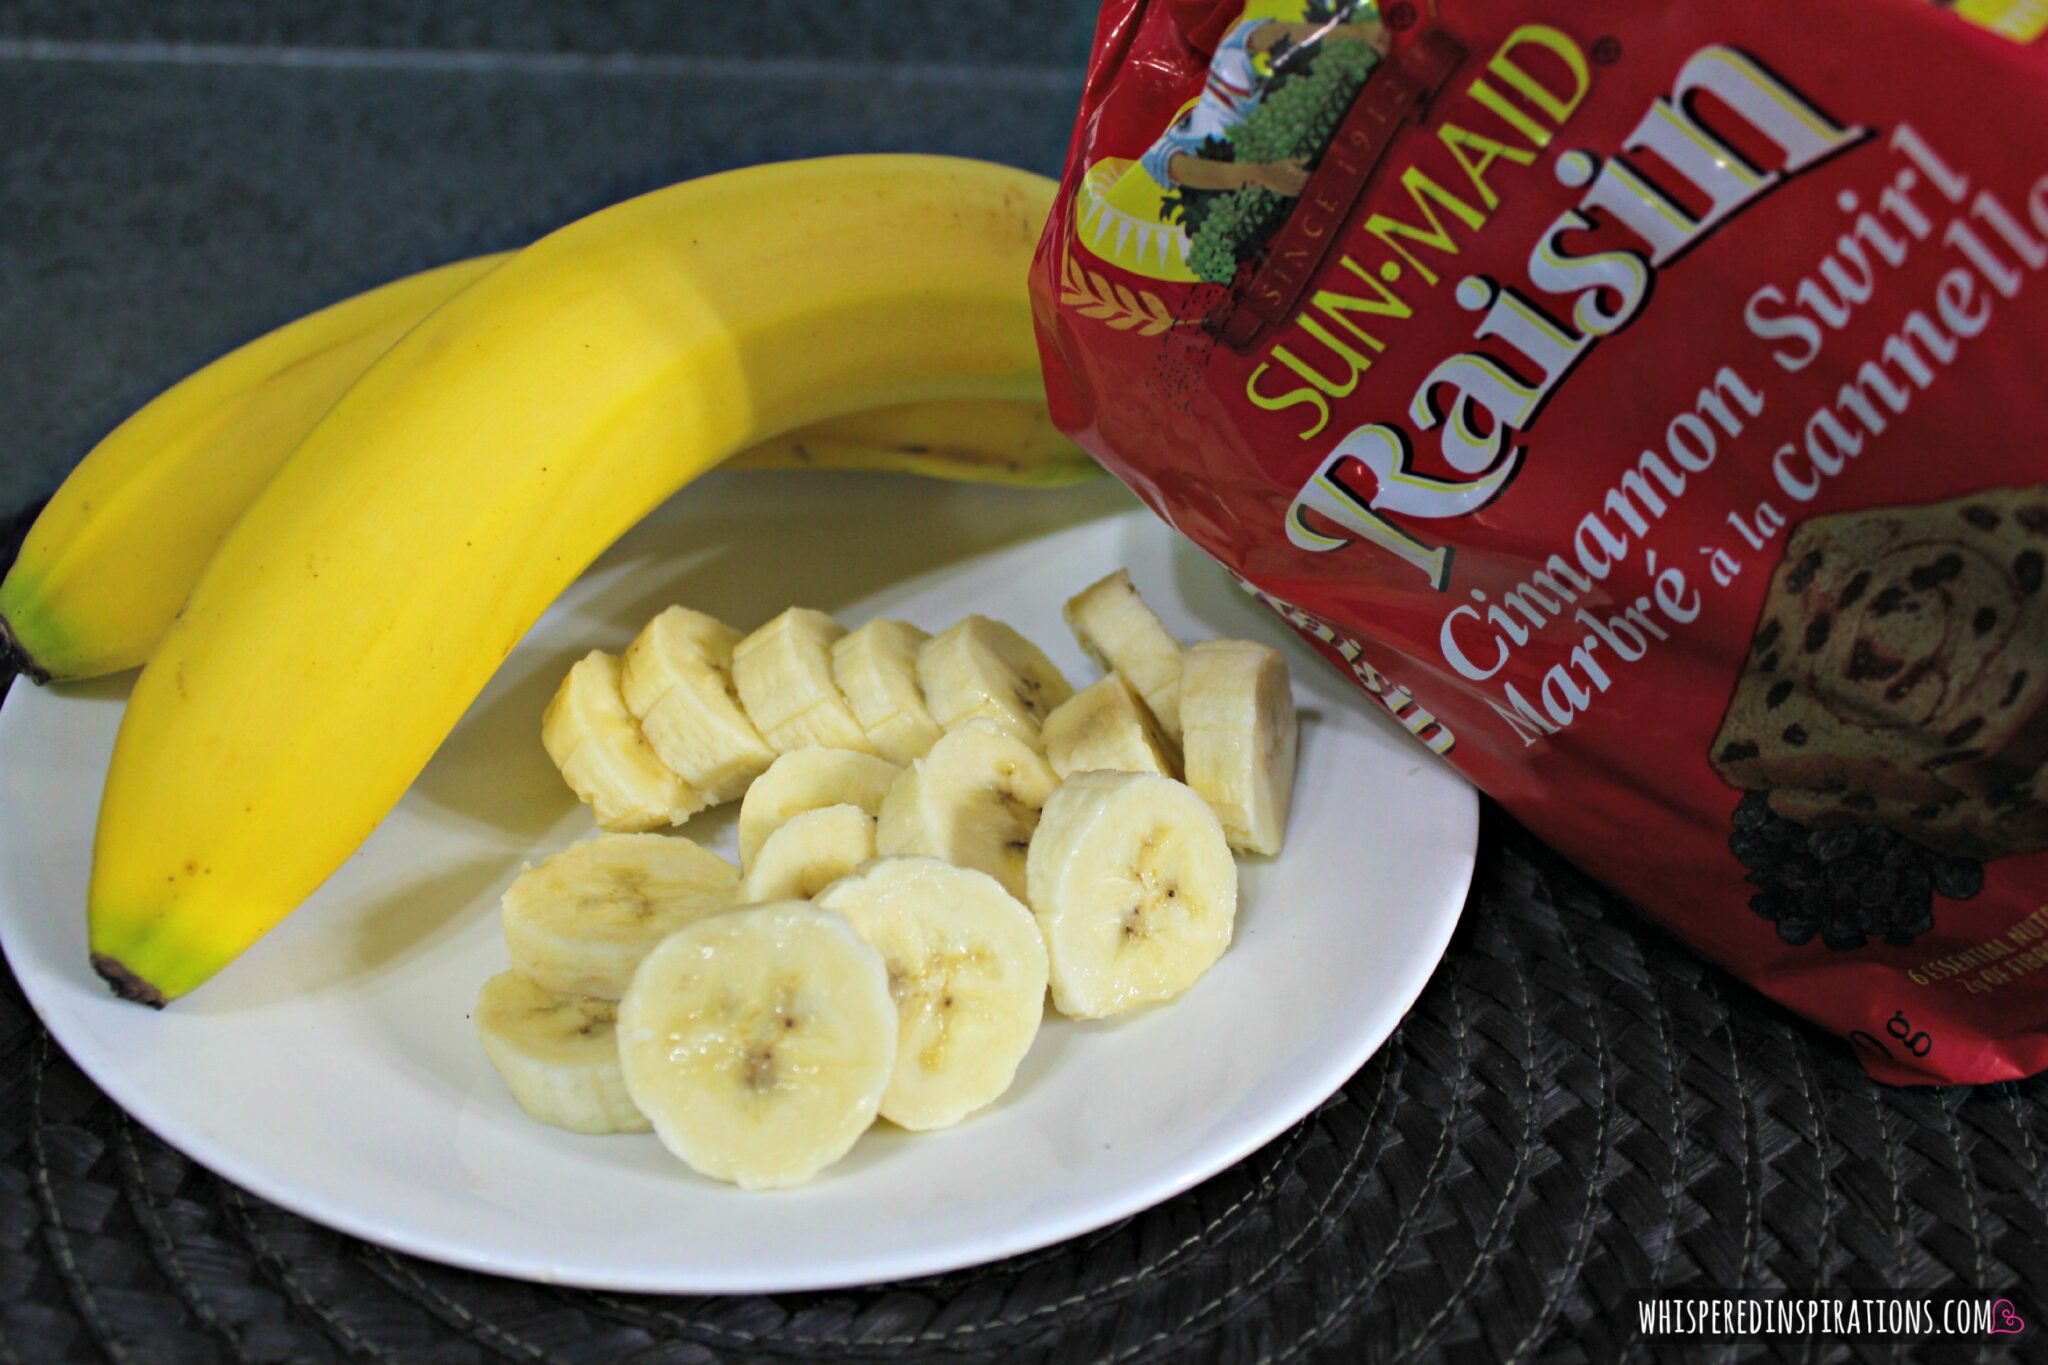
left=0, top=1, right=1101, bottom=517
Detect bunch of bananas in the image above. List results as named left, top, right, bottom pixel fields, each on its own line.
left=0, top=156, right=1106, bottom=1004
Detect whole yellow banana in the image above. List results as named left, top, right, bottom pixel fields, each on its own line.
left=0, top=254, right=507, bottom=682
left=90, top=155, right=1055, bottom=1003
left=3, top=278, right=1095, bottom=686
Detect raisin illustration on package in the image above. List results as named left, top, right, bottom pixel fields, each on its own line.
left=1032, top=0, right=2048, bottom=1082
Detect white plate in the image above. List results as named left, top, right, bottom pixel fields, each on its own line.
left=0, top=471, right=1475, bottom=1294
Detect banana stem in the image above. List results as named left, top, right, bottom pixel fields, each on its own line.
left=0, top=614, right=50, bottom=685
left=90, top=953, right=166, bottom=1007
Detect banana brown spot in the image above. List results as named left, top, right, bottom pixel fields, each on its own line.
left=600, top=870, right=653, bottom=917
left=996, top=790, right=1040, bottom=850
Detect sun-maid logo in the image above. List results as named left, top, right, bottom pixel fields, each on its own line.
left=1072, top=1, right=1395, bottom=286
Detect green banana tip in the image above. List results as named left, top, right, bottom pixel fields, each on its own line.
left=91, top=954, right=168, bottom=1008
left=0, top=614, right=51, bottom=685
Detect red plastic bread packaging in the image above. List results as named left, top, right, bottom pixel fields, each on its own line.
left=1030, top=0, right=2048, bottom=1083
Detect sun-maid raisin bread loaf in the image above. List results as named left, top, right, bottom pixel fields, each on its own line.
left=1711, top=486, right=2048, bottom=803
left=1037, top=0, right=2048, bottom=1083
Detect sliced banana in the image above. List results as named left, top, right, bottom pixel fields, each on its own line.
left=620, top=606, right=777, bottom=804
left=814, top=858, right=1048, bottom=1130
left=741, top=804, right=878, bottom=902
left=731, top=607, right=875, bottom=754
left=736, top=747, right=902, bottom=870
left=831, top=619, right=944, bottom=763
left=916, top=616, right=1074, bottom=746
left=1181, top=639, right=1298, bottom=856
left=541, top=650, right=702, bottom=831
left=1025, top=770, right=1238, bottom=1018
left=474, top=971, right=649, bottom=1135
left=617, top=901, right=897, bottom=1189
left=1043, top=673, right=1179, bottom=781
left=876, top=720, right=1059, bottom=903
left=501, top=832, right=740, bottom=998
left=1063, top=570, right=1186, bottom=743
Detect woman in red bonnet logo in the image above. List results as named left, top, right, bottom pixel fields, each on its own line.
left=1144, top=2, right=1393, bottom=198
left=1071, top=2, right=1395, bottom=285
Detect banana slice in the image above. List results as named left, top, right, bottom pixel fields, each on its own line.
left=501, top=832, right=740, bottom=998
left=814, top=858, right=1048, bottom=1130
left=617, top=901, right=897, bottom=1189
left=876, top=720, right=1059, bottom=902
left=1025, top=770, right=1238, bottom=1018
left=1181, top=639, right=1298, bottom=856
left=831, top=619, right=944, bottom=763
left=917, top=616, right=1074, bottom=746
left=621, top=606, right=777, bottom=804
left=741, top=804, right=877, bottom=901
left=1063, top=570, right=1186, bottom=743
left=541, top=650, right=702, bottom=831
left=731, top=608, right=875, bottom=754
left=474, top=971, right=650, bottom=1135
left=736, top=746, right=902, bottom=870
left=1042, top=673, right=1179, bottom=781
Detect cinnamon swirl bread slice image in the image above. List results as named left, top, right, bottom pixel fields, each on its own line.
left=1711, top=486, right=2048, bottom=809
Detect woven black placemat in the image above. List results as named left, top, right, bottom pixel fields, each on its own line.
left=2, top=498, right=2044, bottom=1365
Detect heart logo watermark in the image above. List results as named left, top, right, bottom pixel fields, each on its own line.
left=1988, top=1299, right=2026, bottom=1335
